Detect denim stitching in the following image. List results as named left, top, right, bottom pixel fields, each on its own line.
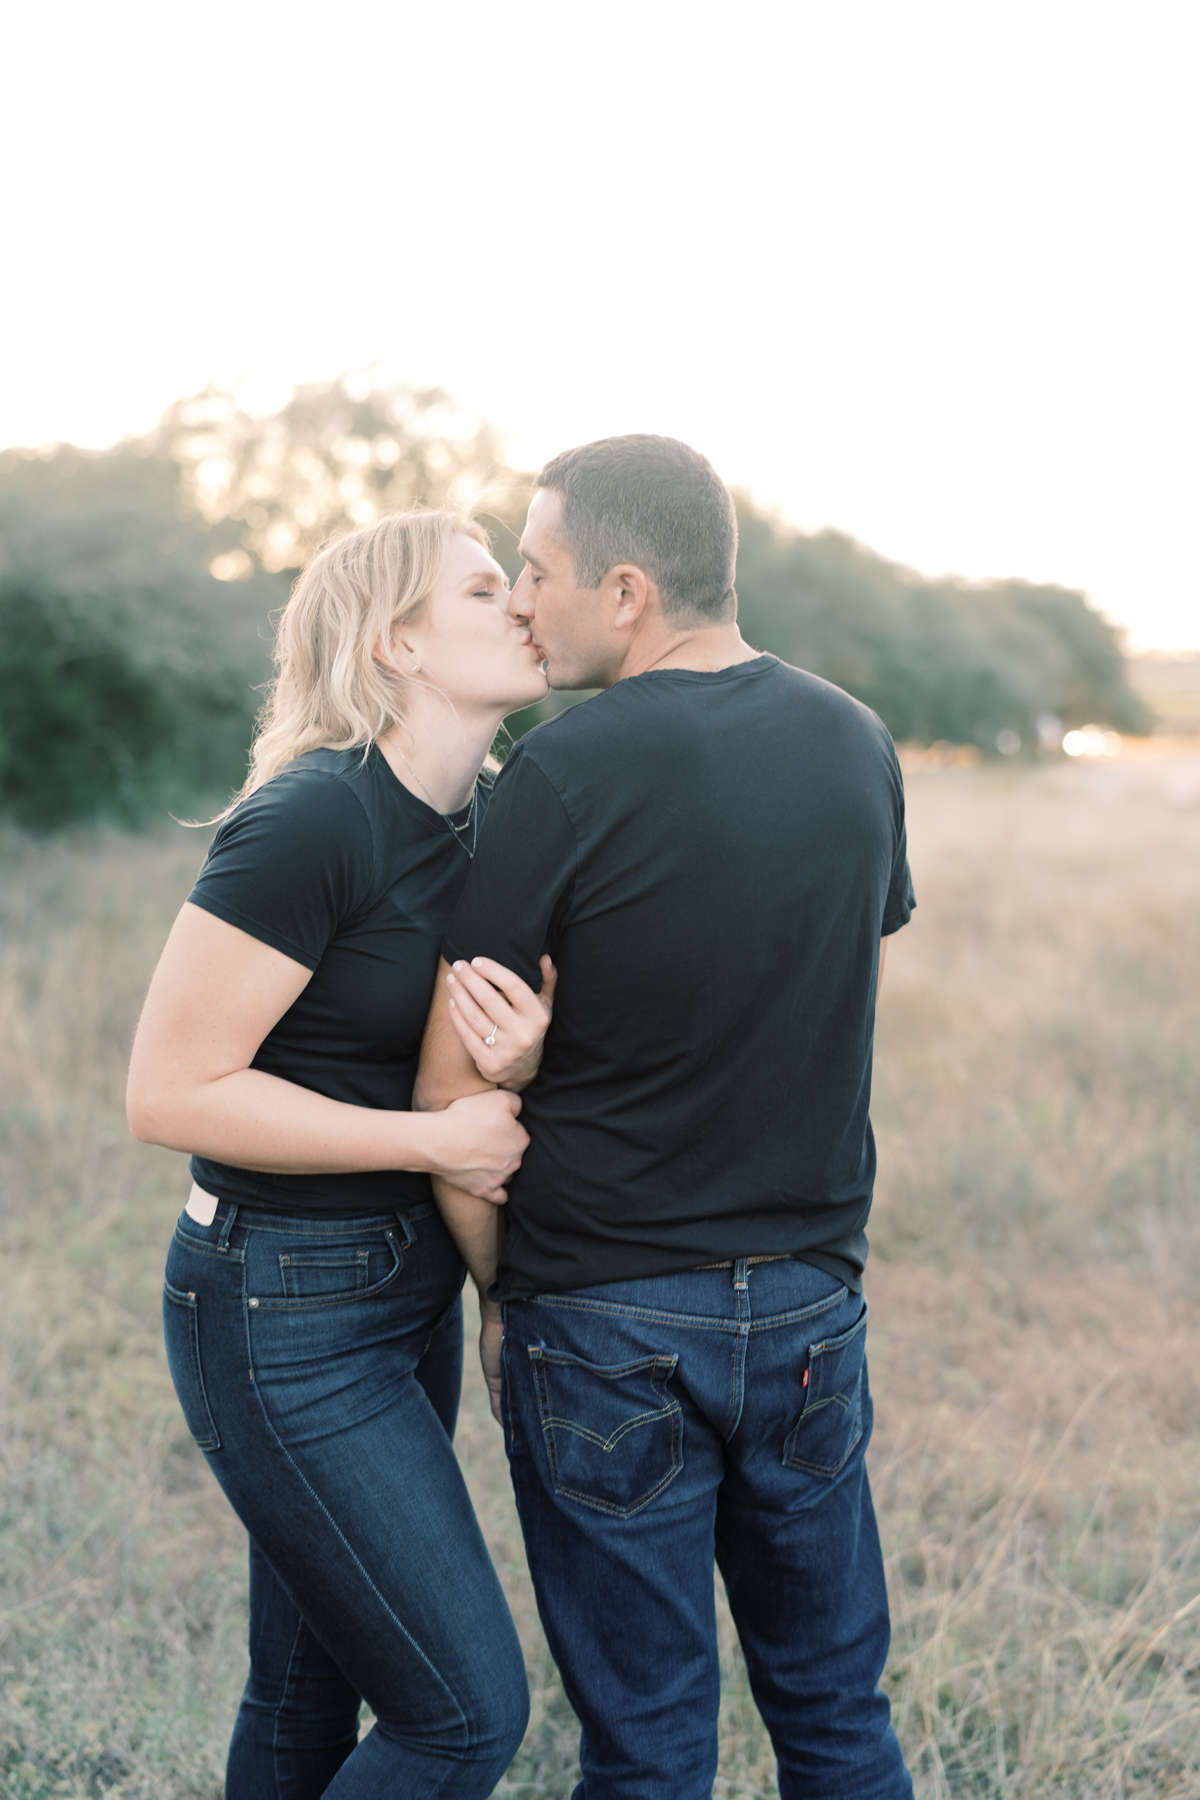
left=163, top=1280, right=221, bottom=1451
left=784, top=1381, right=864, bottom=1476
left=527, top=1347, right=684, bottom=1517
left=273, top=1612, right=309, bottom=1798
left=517, top=1287, right=847, bottom=1335
left=247, top=1231, right=406, bottom=1312
left=724, top=1264, right=752, bottom=1440
left=241, top=1302, right=472, bottom=1763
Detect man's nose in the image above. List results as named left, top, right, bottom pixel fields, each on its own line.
left=508, top=571, right=533, bottom=622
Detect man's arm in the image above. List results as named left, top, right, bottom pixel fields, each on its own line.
left=415, top=958, right=509, bottom=1420
left=414, top=959, right=505, bottom=1278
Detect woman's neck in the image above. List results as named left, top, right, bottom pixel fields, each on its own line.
left=376, top=694, right=504, bottom=814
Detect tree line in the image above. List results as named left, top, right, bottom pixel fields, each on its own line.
left=0, top=379, right=1149, bottom=827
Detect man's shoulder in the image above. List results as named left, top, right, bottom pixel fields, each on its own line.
left=507, top=693, right=623, bottom=776
left=779, top=660, right=896, bottom=742
left=507, top=659, right=898, bottom=784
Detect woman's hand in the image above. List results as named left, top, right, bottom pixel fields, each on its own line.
left=424, top=1089, right=529, bottom=1205
left=445, top=955, right=557, bottom=1090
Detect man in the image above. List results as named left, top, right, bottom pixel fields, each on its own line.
left=416, top=436, right=915, bottom=1799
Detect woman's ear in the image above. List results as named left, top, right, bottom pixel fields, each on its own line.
left=373, top=630, right=421, bottom=674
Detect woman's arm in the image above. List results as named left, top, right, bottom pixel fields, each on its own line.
left=127, top=903, right=527, bottom=1202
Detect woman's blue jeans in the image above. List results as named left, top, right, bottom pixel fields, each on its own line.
left=502, top=1257, right=913, bottom=1800
left=163, top=1199, right=529, bottom=1800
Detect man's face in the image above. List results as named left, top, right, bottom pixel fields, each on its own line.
left=510, top=488, right=617, bottom=689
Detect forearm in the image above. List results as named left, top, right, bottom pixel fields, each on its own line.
left=129, top=1065, right=445, bottom=1175
left=430, top=1175, right=504, bottom=1292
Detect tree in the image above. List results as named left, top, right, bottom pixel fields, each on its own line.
left=155, top=379, right=517, bottom=573
left=0, top=445, right=284, bottom=825
left=0, top=380, right=1151, bottom=828
left=731, top=505, right=1149, bottom=752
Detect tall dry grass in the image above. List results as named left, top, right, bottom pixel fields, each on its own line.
left=1, top=750, right=1198, bottom=1796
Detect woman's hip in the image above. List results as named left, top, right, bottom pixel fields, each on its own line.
left=164, top=1195, right=465, bottom=1448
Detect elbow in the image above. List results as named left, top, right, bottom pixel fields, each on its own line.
left=411, top=1075, right=442, bottom=1115
left=125, top=1074, right=175, bottom=1147
left=126, top=1090, right=161, bottom=1145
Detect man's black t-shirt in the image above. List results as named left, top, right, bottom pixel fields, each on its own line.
left=444, top=655, right=914, bottom=1299
left=188, top=745, right=486, bottom=1216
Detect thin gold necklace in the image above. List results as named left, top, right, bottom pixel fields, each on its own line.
left=389, top=743, right=480, bottom=858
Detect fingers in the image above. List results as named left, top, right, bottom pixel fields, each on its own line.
left=447, top=969, right=512, bottom=1040
left=447, top=993, right=497, bottom=1070
left=461, top=956, right=546, bottom=1011
left=538, top=955, right=558, bottom=1006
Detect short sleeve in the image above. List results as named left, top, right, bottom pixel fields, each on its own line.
left=880, top=740, right=915, bottom=935
left=442, top=745, right=578, bottom=989
left=882, top=821, right=915, bottom=934
left=189, top=770, right=374, bottom=969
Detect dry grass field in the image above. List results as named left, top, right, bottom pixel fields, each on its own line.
left=2, top=747, right=1199, bottom=1798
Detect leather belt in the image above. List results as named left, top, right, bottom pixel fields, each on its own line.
left=688, top=1254, right=794, bottom=1271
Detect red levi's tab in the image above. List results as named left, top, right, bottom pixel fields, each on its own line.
left=802, top=1368, right=809, bottom=1388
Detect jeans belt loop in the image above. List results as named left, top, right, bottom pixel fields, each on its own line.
left=216, top=1202, right=239, bottom=1254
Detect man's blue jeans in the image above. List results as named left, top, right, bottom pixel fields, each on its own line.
left=502, top=1257, right=912, bottom=1800
left=163, top=1199, right=529, bottom=1799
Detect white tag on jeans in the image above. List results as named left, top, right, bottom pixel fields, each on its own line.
left=185, top=1182, right=219, bottom=1226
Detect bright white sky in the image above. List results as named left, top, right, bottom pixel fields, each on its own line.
left=3, top=0, right=1197, bottom=648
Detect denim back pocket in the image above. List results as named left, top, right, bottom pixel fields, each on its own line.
left=783, top=1301, right=868, bottom=1481
left=163, top=1280, right=221, bottom=1452
left=528, top=1346, right=682, bottom=1518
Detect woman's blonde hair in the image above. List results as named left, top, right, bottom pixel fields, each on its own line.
left=220, top=508, right=487, bottom=817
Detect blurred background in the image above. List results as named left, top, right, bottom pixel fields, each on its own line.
left=2, top=3, right=1198, bottom=1796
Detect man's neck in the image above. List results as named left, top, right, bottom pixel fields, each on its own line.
left=613, top=621, right=761, bottom=683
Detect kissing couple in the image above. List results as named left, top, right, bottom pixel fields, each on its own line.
left=129, top=434, right=915, bottom=1798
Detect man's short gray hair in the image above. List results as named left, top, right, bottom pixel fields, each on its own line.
left=535, top=435, right=738, bottom=621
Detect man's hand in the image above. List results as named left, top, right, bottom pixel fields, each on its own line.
left=446, top=954, right=557, bottom=1091
left=479, top=1296, right=505, bottom=1424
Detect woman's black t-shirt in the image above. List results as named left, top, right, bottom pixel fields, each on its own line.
left=188, top=745, right=487, bottom=1216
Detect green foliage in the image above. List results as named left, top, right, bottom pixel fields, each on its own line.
left=0, top=385, right=1151, bottom=826
left=731, top=504, right=1151, bottom=752
left=0, top=445, right=285, bottom=826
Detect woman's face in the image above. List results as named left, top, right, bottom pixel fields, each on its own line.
left=399, top=532, right=548, bottom=715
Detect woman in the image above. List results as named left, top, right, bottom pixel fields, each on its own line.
left=127, top=510, right=553, bottom=1798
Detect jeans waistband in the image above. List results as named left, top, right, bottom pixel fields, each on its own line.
left=190, top=1196, right=436, bottom=1240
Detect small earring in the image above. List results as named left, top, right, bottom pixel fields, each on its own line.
left=410, top=662, right=420, bottom=674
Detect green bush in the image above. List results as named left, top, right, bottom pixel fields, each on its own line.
left=731, top=506, right=1150, bottom=752
left=0, top=445, right=286, bottom=826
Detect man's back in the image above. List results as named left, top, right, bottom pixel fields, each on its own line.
left=444, top=653, right=914, bottom=1298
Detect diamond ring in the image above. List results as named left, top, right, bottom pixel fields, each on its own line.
left=484, top=1025, right=499, bottom=1047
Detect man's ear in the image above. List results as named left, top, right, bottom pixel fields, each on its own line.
left=602, top=563, right=654, bottom=631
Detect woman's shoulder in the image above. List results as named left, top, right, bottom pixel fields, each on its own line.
left=209, top=750, right=375, bottom=857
